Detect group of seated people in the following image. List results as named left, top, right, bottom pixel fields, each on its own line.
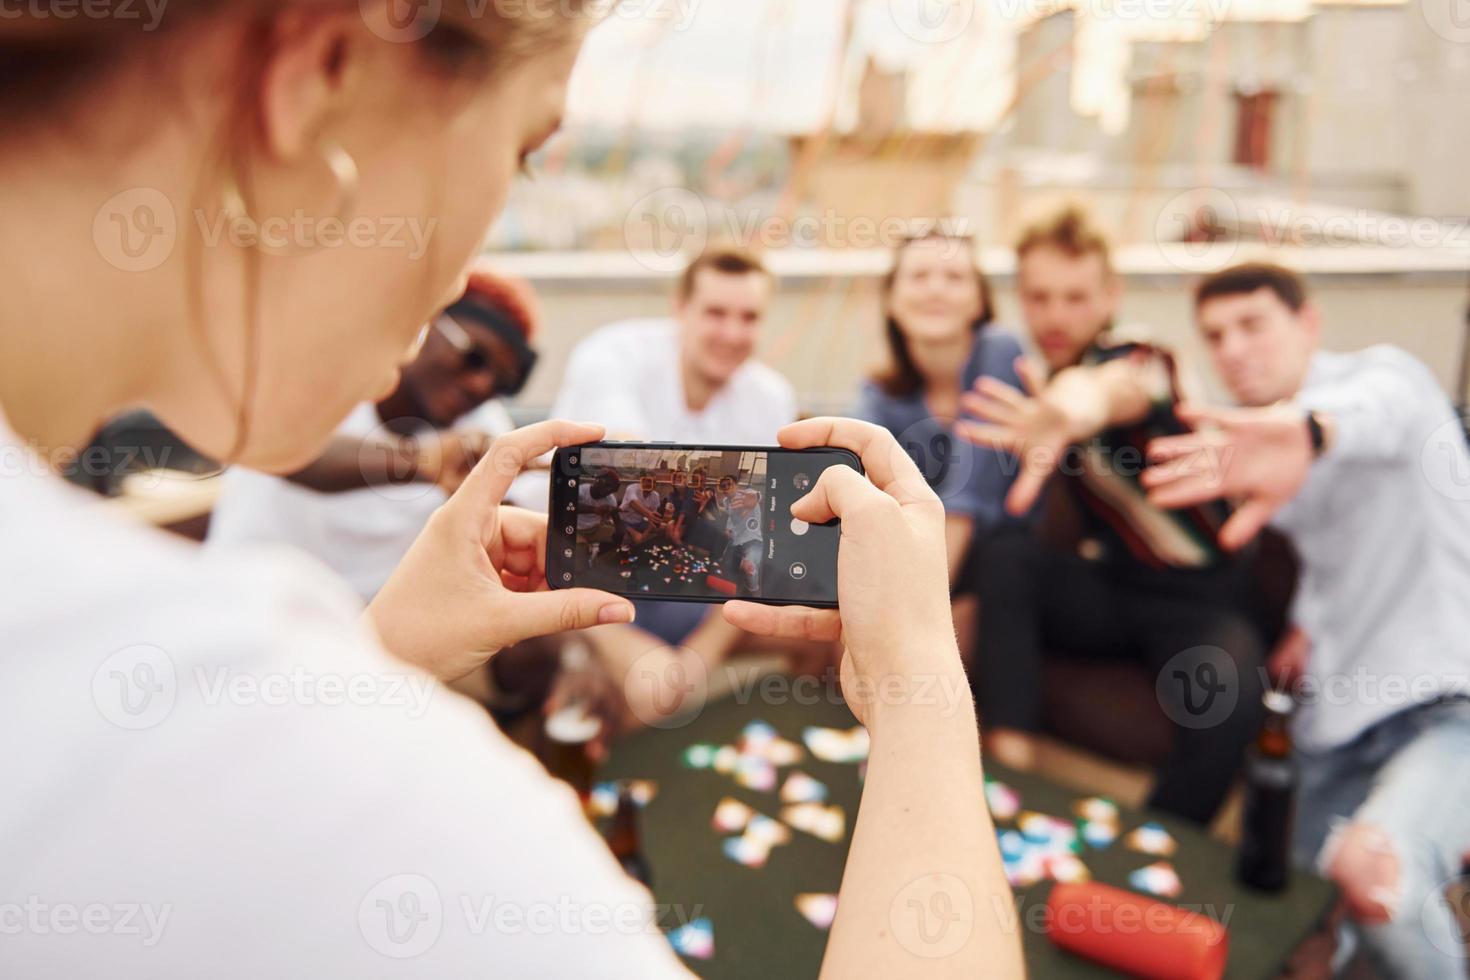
left=575, top=463, right=765, bottom=593
left=207, top=208, right=1470, bottom=978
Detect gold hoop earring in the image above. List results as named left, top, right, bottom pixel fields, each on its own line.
left=220, top=139, right=360, bottom=243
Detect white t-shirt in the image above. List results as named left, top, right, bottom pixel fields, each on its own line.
left=523, top=319, right=796, bottom=515
left=576, top=483, right=617, bottom=532
left=619, top=484, right=662, bottom=527
left=0, top=415, right=690, bottom=979
left=551, top=318, right=796, bottom=444
left=207, top=401, right=515, bottom=601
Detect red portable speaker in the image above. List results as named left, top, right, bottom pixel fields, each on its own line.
left=1046, top=882, right=1229, bottom=980
left=705, top=576, right=737, bottom=596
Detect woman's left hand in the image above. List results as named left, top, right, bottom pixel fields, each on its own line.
left=366, top=420, right=636, bottom=681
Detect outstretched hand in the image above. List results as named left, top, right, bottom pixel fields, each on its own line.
left=1143, top=403, right=1315, bottom=551
left=957, top=356, right=1068, bottom=515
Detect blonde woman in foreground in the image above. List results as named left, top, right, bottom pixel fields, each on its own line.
left=0, top=3, right=1023, bottom=977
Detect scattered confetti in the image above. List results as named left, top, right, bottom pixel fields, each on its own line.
left=722, top=834, right=772, bottom=868
left=1081, top=820, right=1119, bottom=850
left=1073, top=797, right=1119, bottom=824
left=781, top=771, right=829, bottom=804
left=1129, top=861, right=1183, bottom=899
left=802, top=725, right=870, bottom=764
left=1125, top=822, right=1178, bottom=858
left=682, top=744, right=719, bottom=769
left=712, top=797, right=754, bottom=834
left=782, top=803, right=846, bottom=843
left=667, top=917, right=715, bottom=960
left=985, top=779, right=1021, bottom=821
left=587, top=779, right=657, bottom=818
left=794, top=893, right=838, bottom=930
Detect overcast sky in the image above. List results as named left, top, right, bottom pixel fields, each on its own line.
left=564, top=0, right=1394, bottom=134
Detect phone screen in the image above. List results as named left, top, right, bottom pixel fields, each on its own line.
left=547, top=443, right=859, bottom=606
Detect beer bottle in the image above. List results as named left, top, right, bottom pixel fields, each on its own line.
left=1235, top=690, right=1297, bottom=892
left=540, top=642, right=602, bottom=813
left=608, top=785, right=653, bottom=888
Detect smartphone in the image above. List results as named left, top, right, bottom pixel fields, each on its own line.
left=546, top=441, right=862, bottom=607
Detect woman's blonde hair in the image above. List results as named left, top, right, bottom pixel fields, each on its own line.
left=0, top=0, right=595, bottom=462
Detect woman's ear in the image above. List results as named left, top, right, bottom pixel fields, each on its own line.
left=256, top=10, right=364, bottom=163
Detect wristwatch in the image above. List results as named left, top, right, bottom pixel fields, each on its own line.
left=1305, top=410, right=1328, bottom=458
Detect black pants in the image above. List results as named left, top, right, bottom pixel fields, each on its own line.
left=976, top=528, right=1266, bottom=826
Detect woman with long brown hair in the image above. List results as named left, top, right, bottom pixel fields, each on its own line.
left=856, top=232, right=1028, bottom=598
left=0, top=5, right=1020, bottom=977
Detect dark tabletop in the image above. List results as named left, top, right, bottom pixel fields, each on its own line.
left=600, top=690, right=1335, bottom=979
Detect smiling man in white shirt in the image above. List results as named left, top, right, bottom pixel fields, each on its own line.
left=551, top=247, right=795, bottom=449
left=542, top=247, right=808, bottom=726
left=1143, top=262, right=1470, bottom=979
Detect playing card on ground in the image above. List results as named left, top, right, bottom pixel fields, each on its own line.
left=586, top=779, right=657, bottom=817
left=759, top=737, right=804, bottom=767
left=745, top=814, right=793, bottom=847
left=722, top=834, right=771, bottom=868
left=794, top=893, right=838, bottom=930
left=985, top=779, right=1021, bottom=821
left=712, top=797, right=754, bottom=833
left=1124, top=822, right=1178, bottom=857
left=1081, top=820, right=1119, bottom=849
left=801, top=725, right=870, bottom=764
left=781, top=803, right=846, bottom=843
left=780, top=771, right=828, bottom=804
left=733, top=757, right=777, bottom=792
left=1129, top=861, right=1183, bottom=898
left=1073, top=796, right=1119, bottom=824
left=682, top=743, right=719, bottom=769
left=667, top=917, right=715, bottom=960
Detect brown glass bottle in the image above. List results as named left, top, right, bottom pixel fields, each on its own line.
left=608, top=785, right=653, bottom=887
left=1235, top=690, right=1297, bottom=892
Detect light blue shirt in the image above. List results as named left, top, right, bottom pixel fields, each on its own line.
left=1277, top=346, right=1470, bottom=751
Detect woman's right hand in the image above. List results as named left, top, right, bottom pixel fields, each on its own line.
left=722, top=418, right=965, bottom=728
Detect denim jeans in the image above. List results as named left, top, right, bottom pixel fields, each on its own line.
left=1294, top=697, right=1470, bottom=979
left=728, top=539, right=763, bottom=594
